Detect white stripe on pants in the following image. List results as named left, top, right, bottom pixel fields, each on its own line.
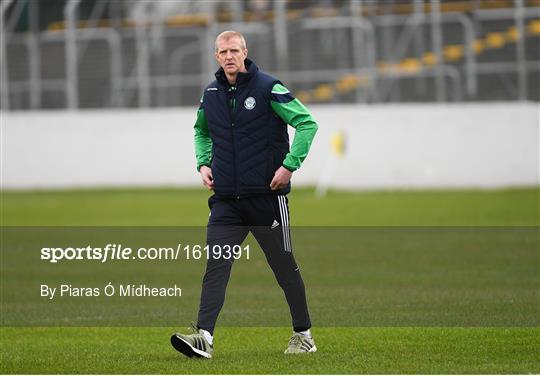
left=278, top=195, right=292, bottom=252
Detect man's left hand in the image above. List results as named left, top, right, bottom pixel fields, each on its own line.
left=270, top=166, right=293, bottom=190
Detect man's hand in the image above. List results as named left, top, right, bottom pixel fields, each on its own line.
left=200, top=166, right=214, bottom=190
left=270, top=166, right=292, bottom=190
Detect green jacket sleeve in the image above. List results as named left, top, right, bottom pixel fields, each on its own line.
left=270, top=83, right=318, bottom=171
left=194, top=107, right=212, bottom=171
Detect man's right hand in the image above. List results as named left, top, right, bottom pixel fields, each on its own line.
left=200, top=166, right=214, bottom=190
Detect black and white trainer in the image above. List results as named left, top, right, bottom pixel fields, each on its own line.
left=171, top=324, right=213, bottom=359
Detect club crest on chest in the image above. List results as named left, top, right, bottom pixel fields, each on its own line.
left=244, top=96, right=256, bottom=110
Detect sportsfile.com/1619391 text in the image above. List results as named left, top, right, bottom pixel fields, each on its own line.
left=40, top=243, right=250, bottom=263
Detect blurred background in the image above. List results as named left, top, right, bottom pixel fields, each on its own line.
left=1, top=0, right=539, bottom=192
left=1, top=0, right=539, bottom=109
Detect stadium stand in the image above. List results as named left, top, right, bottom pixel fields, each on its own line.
left=2, top=0, right=539, bottom=109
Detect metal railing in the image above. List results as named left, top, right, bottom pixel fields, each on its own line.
left=1, top=0, right=539, bottom=110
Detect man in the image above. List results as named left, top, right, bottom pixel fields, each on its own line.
left=171, top=31, right=318, bottom=358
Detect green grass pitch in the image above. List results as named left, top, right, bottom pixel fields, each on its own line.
left=1, top=187, right=539, bottom=374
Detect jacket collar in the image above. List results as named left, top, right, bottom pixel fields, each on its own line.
left=215, top=58, right=258, bottom=87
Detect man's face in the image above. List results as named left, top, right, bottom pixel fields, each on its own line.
left=215, top=36, right=248, bottom=76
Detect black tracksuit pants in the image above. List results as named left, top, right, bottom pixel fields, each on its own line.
left=197, top=194, right=312, bottom=335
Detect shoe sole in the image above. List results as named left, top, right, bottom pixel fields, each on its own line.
left=284, top=345, right=317, bottom=354
left=170, top=334, right=212, bottom=359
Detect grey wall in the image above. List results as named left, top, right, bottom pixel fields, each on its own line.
left=2, top=103, right=538, bottom=189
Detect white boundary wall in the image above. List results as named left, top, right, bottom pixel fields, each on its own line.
left=1, top=103, right=538, bottom=189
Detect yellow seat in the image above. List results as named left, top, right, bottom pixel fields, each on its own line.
left=485, top=32, right=506, bottom=48
left=398, top=58, right=422, bottom=73
left=443, top=45, right=464, bottom=61
left=527, top=20, right=540, bottom=36
left=313, top=84, right=334, bottom=102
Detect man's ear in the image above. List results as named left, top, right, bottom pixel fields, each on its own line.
left=214, top=52, right=219, bottom=63
left=243, top=49, right=248, bottom=59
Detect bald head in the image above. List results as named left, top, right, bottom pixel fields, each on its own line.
left=215, top=30, right=247, bottom=52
